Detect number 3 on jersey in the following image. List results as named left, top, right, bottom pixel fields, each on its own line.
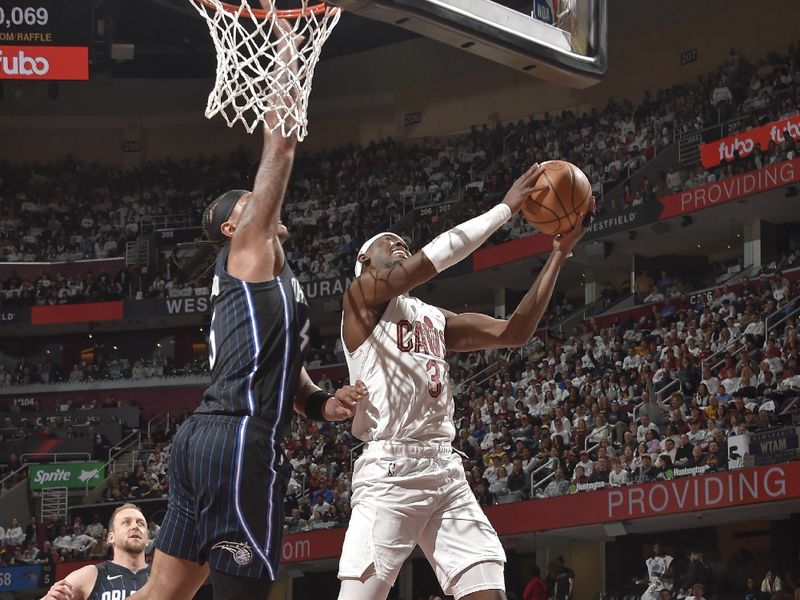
left=426, top=359, right=442, bottom=397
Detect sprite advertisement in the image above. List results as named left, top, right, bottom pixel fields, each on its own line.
left=29, top=461, right=105, bottom=490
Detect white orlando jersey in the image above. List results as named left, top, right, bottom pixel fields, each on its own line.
left=344, top=295, right=454, bottom=443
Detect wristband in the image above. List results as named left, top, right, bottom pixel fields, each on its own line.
left=305, top=390, right=333, bottom=421
left=421, top=203, right=512, bottom=273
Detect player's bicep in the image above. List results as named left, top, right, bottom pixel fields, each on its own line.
left=444, top=311, right=509, bottom=352
left=64, top=565, right=96, bottom=600
left=349, top=252, right=437, bottom=309
left=227, top=235, right=281, bottom=282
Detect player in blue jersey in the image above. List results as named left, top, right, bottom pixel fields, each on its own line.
left=134, top=23, right=368, bottom=600
left=41, top=504, right=150, bottom=600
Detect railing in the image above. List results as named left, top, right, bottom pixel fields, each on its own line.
left=549, top=293, right=634, bottom=337
left=139, top=213, right=192, bottom=234
left=701, top=334, right=746, bottom=371
left=633, top=379, right=681, bottom=423
left=20, top=452, right=91, bottom=464
left=675, top=88, right=794, bottom=166
left=780, top=398, right=798, bottom=417
left=451, top=353, right=508, bottom=395
left=0, top=464, right=28, bottom=495
left=765, top=294, right=800, bottom=339
left=531, top=471, right=556, bottom=498
left=585, top=424, right=611, bottom=451
left=529, top=458, right=558, bottom=497
left=147, top=411, right=170, bottom=440
left=88, top=431, right=141, bottom=495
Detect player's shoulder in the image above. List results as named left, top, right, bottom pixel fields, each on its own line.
left=64, top=562, right=101, bottom=596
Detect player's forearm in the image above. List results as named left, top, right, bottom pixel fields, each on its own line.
left=244, top=133, right=296, bottom=234
left=421, top=203, right=512, bottom=273
left=500, top=249, right=568, bottom=346
left=292, top=368, right=325, bottom=417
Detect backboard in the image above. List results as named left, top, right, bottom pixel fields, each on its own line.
left=332, top=0, right=606, bottom=88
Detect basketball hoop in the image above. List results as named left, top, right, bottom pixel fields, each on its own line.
left=190, top=0, right=341, bottom=140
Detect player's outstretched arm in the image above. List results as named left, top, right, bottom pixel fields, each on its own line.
left=40, top=564, right=97, bottom=600
left=293, top=367, right=368, bottom=421
left=444, top=200, right=593, bottom=352
left=226, top=19, right=302, bottom=282
left=348, top=164, right=546, bottom=310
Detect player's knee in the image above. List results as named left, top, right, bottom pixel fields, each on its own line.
left=449, top=561, right=506, bottom=600
left=210, top=569, right=273, bottom=600
left=337, top=565, right=393, bottom=600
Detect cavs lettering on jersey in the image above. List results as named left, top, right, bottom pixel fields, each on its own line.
left=197, top=244, right=310, bottom=430
left=88, top=561, right=150, bottom=600
left=344, top=295, right=453, bottom=443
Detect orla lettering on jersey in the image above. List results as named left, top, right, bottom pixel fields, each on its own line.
left=395, top=317, right=446, bottom=359
left=102, top=591, right=134, bottom=600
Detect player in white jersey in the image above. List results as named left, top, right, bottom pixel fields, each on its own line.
left=337, top=163, right=593, bottom=600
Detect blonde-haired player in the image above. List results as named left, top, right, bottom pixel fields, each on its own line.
left=41, top=503, right=150, bottom=600
left=337, top=163, right=593, bottom=600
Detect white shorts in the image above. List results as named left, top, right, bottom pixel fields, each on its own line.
left=337, top=440, right=506, bottom=594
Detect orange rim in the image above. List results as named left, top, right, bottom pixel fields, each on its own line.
left=195, top=0, right=331, bottom=19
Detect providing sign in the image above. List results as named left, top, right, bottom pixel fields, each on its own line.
left=29, top=461, right=105, bottom=490
left=700, top=114, right=800, bottom=168
left=658, top=158, right=800, bottom=219
left=485, top=462, right=800, bottom=537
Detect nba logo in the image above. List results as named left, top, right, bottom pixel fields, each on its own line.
left=532, top=0, right=557, bottom=25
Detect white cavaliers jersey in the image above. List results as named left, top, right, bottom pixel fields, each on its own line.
left=343, top=295, right=454, bottom=443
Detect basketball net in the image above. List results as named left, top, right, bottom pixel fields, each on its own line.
left=190, top=0, right=341, bottom=140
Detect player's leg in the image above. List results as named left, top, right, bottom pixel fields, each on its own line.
left=205, top=416, right=288, bottom=598
left=135, top=417, right=209, bottom=600
left=337, top=564, right=394, bottom=600
left=449, top=562, right=507, bottom=600
left=418, top=454, right=507, bottom=600
left=135, top=550, right=210, bottom=600
left=337, top=454, right=432, bottom=600
left=209, top=570, right=272, bottom=600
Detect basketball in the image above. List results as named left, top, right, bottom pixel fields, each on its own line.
left=521, top=160, right=592, bottom=235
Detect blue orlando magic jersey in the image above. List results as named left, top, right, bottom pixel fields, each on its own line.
left=196, top=244, right=310, bottom=434
left=88, top=561, right=149, bottom=600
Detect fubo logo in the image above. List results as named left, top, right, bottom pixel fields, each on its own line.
left=0, top=49, right=49, bottom=76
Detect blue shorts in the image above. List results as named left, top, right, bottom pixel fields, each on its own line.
left=155, top=413, right=290, bottom=580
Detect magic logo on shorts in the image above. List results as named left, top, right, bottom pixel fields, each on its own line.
left=211, top=540, right=253, bottom=565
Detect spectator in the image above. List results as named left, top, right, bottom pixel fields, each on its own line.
left=608, top=458, right=629, bottom=486
left=641, top=544, right=675, bottom=599
left=632, top=455, right=659, bottom=483
left=684, top=583, right=708, bottom=600
left=542, top=468, right=569, bottom=498
left=763, top=570, right=783, bottom=597
left=4, top=518, right=25, bottom=547
left=682, top=552, right=714, bottom=596
left=553, top=556, right=575, bottom=600
left=523, top=564, right=547, bottom=600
